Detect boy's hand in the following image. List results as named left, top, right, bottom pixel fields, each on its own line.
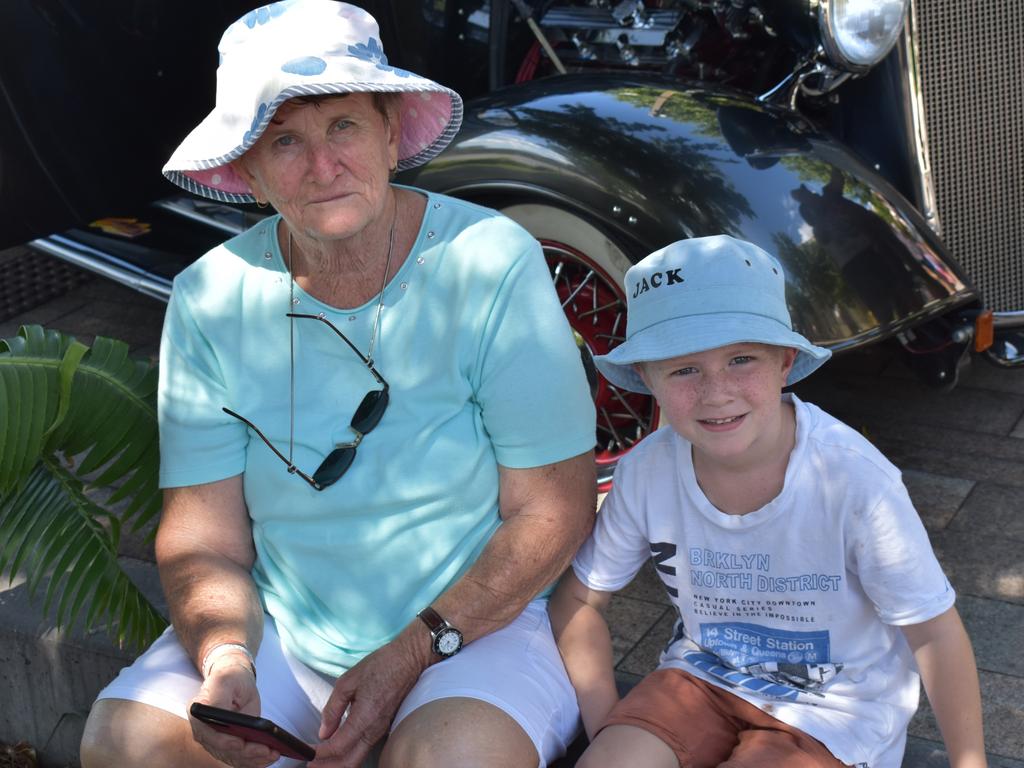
left=901, top=607, right=987, bottom=768
left=549, top=570, right=619, bottom=739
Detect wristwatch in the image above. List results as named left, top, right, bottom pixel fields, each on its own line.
left=417, top=606, right=463, bottom=658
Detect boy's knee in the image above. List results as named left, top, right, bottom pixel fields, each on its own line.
left=577, top=746, right=646, bottom=768
left=575, top=751, right=608, bottom=768
left=577, top=725, right=680, bottom=768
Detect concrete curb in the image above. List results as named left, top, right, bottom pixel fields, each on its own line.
left=0, top=559, right=165, bottom=767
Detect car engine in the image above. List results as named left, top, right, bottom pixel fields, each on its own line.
left=520, top=0, right=794, bottom=92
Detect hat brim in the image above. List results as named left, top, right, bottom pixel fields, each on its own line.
left=593, top=312, right=832, bottom=394
left=163, top=67, right=462, bottom=203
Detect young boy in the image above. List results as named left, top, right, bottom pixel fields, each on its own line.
left=550, top=236, right=986, bottom=768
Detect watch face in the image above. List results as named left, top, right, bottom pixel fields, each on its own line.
left=435, top=628, right=463, bottom=657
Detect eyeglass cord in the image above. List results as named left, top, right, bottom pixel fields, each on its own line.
left=285, top=191, right=398, bottom=465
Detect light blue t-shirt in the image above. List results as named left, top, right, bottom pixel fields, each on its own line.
left=158, top=190, right=596, bottom=676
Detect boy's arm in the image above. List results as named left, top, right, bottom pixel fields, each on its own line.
left=900, top=606, right=987, bottom=768
left=549, top=570, right=618, bottom=739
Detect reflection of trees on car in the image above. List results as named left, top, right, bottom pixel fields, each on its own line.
left=771, top=234, right=874, bottom=344
left=614, top=87, right=723, bottom=137
left=780, top=156, right=850, bottom=192
left=791, top=170, right=926, bottom=327
left=554, top=89, right=756, bottom=232
left=778, top=159, right=966, bottom=303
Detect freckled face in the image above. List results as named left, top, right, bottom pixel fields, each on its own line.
left=233, top=93, right=400, bottom=242
left=637, top=343, right=797, bottom=466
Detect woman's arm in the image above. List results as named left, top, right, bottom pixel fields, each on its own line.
left=156, top=475, right=263, bottom=674
left=900, top=606, right=987, bottom=768
left=316, top=450, right=597, bottom=764
left=435, top=449, right=597, bottom=636
left=549, top=570, right=618, bottom=739
left=156, top=475, right=276, bottom=766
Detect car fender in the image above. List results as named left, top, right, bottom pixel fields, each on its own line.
left=402, top=73, right=977, bottom=351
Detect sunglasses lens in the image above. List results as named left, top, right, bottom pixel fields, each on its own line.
left=351, top=389, right=389, bottom=434
left=314, top=447, right=356, bottom=488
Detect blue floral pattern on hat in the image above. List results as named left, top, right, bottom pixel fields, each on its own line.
left=243, top=0, right=294, bottom=28
left=282, top=56, right=327, bottom=75
left=243, top=102, right=269, bottom=146
left=348, top=37, right=414, bottom=77
left=348, top=38, right=388, bottom=66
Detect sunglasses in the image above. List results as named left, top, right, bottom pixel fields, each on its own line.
left=223, top=313, right=389, bottom=491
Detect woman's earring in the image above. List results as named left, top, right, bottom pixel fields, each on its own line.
left=255, top=198, right=269, bottom=209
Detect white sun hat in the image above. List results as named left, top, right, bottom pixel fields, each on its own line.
left=594, top=236, right=832, bottom=394
left=162, top=0, right=463, bottom=203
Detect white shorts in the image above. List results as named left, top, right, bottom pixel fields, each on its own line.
left=96, top=599, right=580, bottom=767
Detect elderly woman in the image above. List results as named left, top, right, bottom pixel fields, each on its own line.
left=79, top=3, right=596, bottom=768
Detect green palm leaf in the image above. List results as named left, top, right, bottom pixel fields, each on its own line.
left=0, top=325, right=167, bottom=649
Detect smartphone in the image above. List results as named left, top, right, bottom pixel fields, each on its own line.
left=189, top=702, right=316, bottom=761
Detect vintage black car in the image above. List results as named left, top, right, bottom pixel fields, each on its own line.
left=3, top=0, right=1022, bottom=488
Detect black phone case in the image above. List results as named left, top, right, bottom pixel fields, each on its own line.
left=189, top=702, right=316, bottom=760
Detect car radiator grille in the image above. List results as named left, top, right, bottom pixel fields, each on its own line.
left=914, top=1, right=1024, bottom=312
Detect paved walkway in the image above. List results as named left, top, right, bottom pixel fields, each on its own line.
left=2, top=246, right=1022, bottom=766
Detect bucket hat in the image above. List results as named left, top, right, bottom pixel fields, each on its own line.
left=594, top=236, right=831, bottom=394
left=162, top=0, right=463, bottom=203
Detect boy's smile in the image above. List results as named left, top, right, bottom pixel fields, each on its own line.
left=637, top=343, right=796, bottom=470
left=698, top=414, right=746, bottom=430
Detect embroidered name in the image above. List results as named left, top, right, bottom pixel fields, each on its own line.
left=631, top=268, right=684, bottom=298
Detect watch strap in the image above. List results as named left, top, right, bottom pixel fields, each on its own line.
left=417, top=605, right=446, bottom=634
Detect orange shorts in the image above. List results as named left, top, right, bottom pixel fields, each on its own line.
left=602, top=668, right=848, bottom=768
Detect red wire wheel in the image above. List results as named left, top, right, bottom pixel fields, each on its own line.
left=542, top=239, right=658, bottom=492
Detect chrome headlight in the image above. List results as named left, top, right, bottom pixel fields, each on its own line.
left=819, top=0, right=909, bottom=71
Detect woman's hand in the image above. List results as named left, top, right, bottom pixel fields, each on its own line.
left=311, top=629, right=429, bottom=768
left=187, top=663, right=279, bottom=768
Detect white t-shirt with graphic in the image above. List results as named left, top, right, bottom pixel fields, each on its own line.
left=573, top=395, right=954, bottom=768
